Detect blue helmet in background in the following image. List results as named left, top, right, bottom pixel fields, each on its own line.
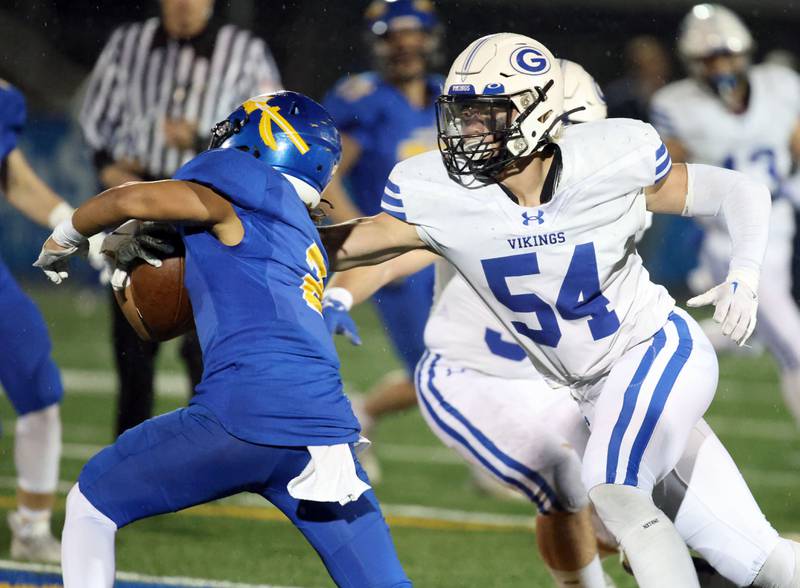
left=209, top=91, right=341, bottom=208
left=365, top=0, right=438, bottom=36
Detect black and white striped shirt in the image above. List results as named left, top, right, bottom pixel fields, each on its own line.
left=80, top=17, right=282, bottom=179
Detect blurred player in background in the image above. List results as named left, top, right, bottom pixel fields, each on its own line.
left=79, top=0, right=282, bottom=437
left=322, top=0, right=442, bottom=479
left=650, top=3, right=800, bottom=427
left=36, top=92, right=410, bottom=588
left=605, top=36, right=672, bottom=121
left=0, top=80, right=104, bottom=562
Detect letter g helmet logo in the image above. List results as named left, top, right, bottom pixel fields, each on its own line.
left=509, top=47, right=551, bottom=75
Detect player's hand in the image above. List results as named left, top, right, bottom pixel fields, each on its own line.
left=109, top=227, right=175, bottom=291
left=322, top=287, right=361, bottom=346
left=33, top=237, right=85, bottom=284
left=687, top=271, right=758, bottom=346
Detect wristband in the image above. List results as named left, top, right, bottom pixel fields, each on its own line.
left=47, top=202, right=75, bottom=229
left=323, top=287, right=354, bottom=311
left=51, top=217, right=87, bottom=249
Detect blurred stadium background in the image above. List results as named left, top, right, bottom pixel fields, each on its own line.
left=1, top=0, right=800, bottom=586
left=3, top=0, right=800, bottom=287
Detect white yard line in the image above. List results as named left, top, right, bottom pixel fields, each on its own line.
left=0, top=558, right=305, bottom=588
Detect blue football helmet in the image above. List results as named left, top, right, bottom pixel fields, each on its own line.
left=365, top=0, right=438, bottom=35
left=209, top=91, right=342, bottom=208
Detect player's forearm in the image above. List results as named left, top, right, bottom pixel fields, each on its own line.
left=328, top=249, right=437, bottom=305
left=2, top=149, right=65, bottom=227
left=326, top=214, right=426, bottom=272
left=683, top=163, right=771, bottom=285
left=328, top=263, right=397, bottom=305
left=70, top=180, right=216, bottom=238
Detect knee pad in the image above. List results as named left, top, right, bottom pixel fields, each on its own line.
left=15, top=404, right=61, bottom=493
left=589, top=483, right=663, bottom=542
left=550, top=446, right=589, bottom=513
left=65, top=484, right=117, bottom=531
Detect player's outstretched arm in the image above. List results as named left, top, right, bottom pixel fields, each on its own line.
left=327, top=249, right=437, bottom=306
left=647, top=162, right=771, bottom=345
left=34, top=179, right=241, bottom=283
left=321, top=212, right=428, bottom=272
left=1, top=148, right=64, bottom=227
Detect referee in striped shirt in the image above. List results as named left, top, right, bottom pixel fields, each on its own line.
left=79, top=0, right=282, bottom=437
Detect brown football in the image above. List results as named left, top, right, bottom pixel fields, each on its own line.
left=114, top=255, right=194, bottom=342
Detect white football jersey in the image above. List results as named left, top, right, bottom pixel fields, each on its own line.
left=651, top=63, right=800, bottom=238
left=381, top=119, right=675, bottom=387
left=425, top=264, right=542, bottom=380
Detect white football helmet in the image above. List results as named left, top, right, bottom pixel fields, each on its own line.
left=436, top=33, right=564, bottom=177
left=678, top=4, right=753, bottom=61
left=677, top=4, right=753, bottom=103
left=560, top=59, right=607, bottom=124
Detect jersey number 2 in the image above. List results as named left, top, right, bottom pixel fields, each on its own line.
left=481, top=243, right=619, bottom=348
left=302, top=243, right=327, bottom=314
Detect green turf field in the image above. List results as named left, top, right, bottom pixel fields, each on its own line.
left=1, top=285, right=798, bottom=587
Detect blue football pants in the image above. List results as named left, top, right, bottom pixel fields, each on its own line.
left=79, top=404, right=411, bottom=588
left=0, top=259, right=63, bottom=415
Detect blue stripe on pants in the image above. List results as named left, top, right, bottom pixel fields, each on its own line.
left=415, top=352, right=563, bottom=513
left=605, top=328, right=667, bottom=484
left=624, top=312, right=693, bottom=486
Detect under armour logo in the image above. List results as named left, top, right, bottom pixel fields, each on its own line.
left=521, top=210, right=544, bottom=225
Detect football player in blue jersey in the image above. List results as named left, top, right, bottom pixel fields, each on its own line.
left=321, top=0, right=443, bottom=481
left=0, top=80, right=106, bottom=563
left=35, top=92, right=410, bottom=588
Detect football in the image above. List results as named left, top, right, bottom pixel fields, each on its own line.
left=106, top=221, right=194, bottom=342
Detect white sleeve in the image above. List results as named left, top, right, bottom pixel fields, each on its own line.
left=683, top=163, right=771, bottom=285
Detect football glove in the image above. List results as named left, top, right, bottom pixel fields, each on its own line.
left=687, top=270, right=758, bottom=346
left=322, top=287, right=361, bottom=346
left=34, top=240, right=86, bottom=284
left=105, top=223, right=176, bottom=291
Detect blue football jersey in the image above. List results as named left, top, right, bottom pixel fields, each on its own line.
left=323, top=72, right=442, bottom=215
left=0, top=80, right=26, bottom=162
left=173, top=148, right=360, bottom=446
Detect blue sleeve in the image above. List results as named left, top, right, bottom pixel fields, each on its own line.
left=322, top=76, right=380, bottom=151
left=0, top=81, right=27, bottom=161
left=173, top=148, right=277, bottom=212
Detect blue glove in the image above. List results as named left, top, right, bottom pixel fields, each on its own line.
left=322, top=289, right=361, bottom=346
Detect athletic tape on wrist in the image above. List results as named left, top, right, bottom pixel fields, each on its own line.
left=51, top=217, right=87, bottom=248
left=47, top=202, right=75, bottom=229
left=323, top=287, right=354, bottom=311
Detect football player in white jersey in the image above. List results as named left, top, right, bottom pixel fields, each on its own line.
left=319, top=33, right=799, bottom=587
left=650, top=4, right=800, bottom=429
left=326, top=59, right=795, bottom=588
left=327, top=59, right=614, bottom=588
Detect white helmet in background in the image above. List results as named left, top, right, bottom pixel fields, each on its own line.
left=437, top=33, right=564, bottom=177
left=678, top=4, right=753, bottom=61
left=678, top=4, right=753, bottom=101
left=560, top=59, right=607, bottom=123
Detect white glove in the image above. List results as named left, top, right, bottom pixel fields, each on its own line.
left=33, top=241, right=86, bottom=284
left=687, top=270, right=759, bottom=346
left=34, top=216, right=89, bottom=284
